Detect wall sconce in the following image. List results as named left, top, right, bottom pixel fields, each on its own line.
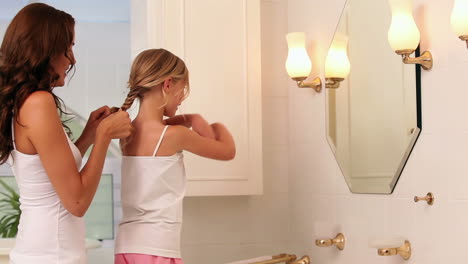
left=325, top=35, right=351, bottom=89
left=388, top=0, right=433, bottom=70
left=451, top=0, right=468, bottom=48
left=285, top=32, right=322, bottom=92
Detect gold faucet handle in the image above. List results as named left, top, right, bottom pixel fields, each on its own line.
left=315, top=233, right=345, bottom=250
left=315, top=239, right=333, bottom=247
left=292, top=255, right=310, bottom=264
left=414, top=192, right=434, bottom=205
left=377, top=240, right=411, bottom=260
left=377, top=248, right=398, bottom=256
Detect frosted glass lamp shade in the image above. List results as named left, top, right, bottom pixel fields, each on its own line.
left=325, top=36, right=351, bottom=78
left=285, top=32, right=312, bottom=78
left=388, top=0, right=420, bottom=52
left=451, top=0, right=468, bottom=37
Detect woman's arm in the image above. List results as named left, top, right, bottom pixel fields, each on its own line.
left=176, top=122, right=235, bottom=160
left=20, top=92, right=131, bottom=217
left=74, top=106, right=112, bottom=156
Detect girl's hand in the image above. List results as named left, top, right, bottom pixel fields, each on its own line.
left=81, top=106, right=112, bottom=144
left=97, top=110, right=133, bottom=141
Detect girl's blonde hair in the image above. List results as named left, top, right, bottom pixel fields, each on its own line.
left=114, top=49, right=189, bottom=112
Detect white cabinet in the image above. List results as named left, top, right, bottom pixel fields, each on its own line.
left=131, top=0, right=263, bottom=196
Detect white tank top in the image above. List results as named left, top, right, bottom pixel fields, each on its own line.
left=115, top=125, right=186, bottom=258
left=9, top=120, right=85, bottom=264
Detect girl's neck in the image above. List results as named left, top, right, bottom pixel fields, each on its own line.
left=135, top=92, right=165, bottom=123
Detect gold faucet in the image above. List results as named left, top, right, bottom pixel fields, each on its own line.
left=377, top=240, right=411, bottom=260
left=414, top=192, right=434, bottom=205
left=315, top=233, right=346, bottom=250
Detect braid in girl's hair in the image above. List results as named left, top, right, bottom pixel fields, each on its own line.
left=111, top=48, right=189, bottom=114
left=110, top=87, right=147, bottom=113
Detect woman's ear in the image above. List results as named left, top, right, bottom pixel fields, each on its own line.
left=162, top=78, right=173, bottom=93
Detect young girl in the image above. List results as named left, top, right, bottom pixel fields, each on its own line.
left=0, top=3, right=132, bottom=264
left=114, top=49, right=235, bottom=264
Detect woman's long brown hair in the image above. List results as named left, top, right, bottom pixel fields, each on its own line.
left=0, top=3, right=75, bottom=164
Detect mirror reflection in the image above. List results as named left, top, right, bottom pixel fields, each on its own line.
left=326, top=0, right=421, bottom=194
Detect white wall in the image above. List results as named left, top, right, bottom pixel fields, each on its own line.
left=288, top=0, right=468, bottom=263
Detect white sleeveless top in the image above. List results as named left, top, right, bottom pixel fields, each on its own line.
left=9, top=120, right=85, bottom=264
left=115, top=125, right=186, bottom=258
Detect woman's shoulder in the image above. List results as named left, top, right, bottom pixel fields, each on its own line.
left=17, top=91, right=59, bottom=128
left=22, top=91, right=55, bottom=108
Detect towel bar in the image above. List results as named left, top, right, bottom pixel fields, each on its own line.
left=250, top=253, right=310, bottom=264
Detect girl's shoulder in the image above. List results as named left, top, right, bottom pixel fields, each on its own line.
left=121, top=124, right=187, bottom=156
left=165, top=124, right=189, bottom=135
left=161, top=125, right=189, bottom=144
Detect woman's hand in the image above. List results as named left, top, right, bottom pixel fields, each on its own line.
left=81, top=106, right=112, bottom=143
left=96, top=110, right=133, bottom=142
left=75, top=106, right=112, bottom=155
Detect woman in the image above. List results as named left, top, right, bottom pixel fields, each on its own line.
left=0, top=3, right=132, bottom=263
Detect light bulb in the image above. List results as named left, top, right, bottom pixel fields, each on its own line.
left=285, top=32, right=312, bottom=78
left=451, top=0, right=468, bottom=37
left=325, top=35, right=351, bottom=78
left=387, top=0, right=420, bottom=52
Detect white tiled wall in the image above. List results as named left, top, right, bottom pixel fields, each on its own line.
left=287, top=0, right=468, bottom=263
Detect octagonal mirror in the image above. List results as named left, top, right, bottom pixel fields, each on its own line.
left=326, top=0, right=422, bottom=194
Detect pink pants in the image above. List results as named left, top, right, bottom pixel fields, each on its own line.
left=115, top=254, right=184, bottom=264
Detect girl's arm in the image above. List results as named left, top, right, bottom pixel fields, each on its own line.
left=176, top=122, right=235, bottom=160
left=165, top=114, right=215, bottom=139
left=74, top=106, right=112, bottom=156
left=20, top=91, right=132, bottom=217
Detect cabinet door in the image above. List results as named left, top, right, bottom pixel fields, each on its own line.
left=131, top=0, right=262, bottom=196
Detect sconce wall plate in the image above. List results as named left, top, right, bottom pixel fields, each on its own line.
left=395, top=50, right=433, bottom=70
left=460, top=35, right=468, bottom=48
left=292, top=77, right=322, bottom=92
left=325, top=77, right=345, bottom=89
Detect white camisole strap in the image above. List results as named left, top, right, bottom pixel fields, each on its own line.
left=152, top=125, right=169, bottom=157
left=11, top=118, right=16, bottom=150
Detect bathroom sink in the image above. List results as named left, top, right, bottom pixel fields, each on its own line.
left=0, top=238, right=101, bottom=264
